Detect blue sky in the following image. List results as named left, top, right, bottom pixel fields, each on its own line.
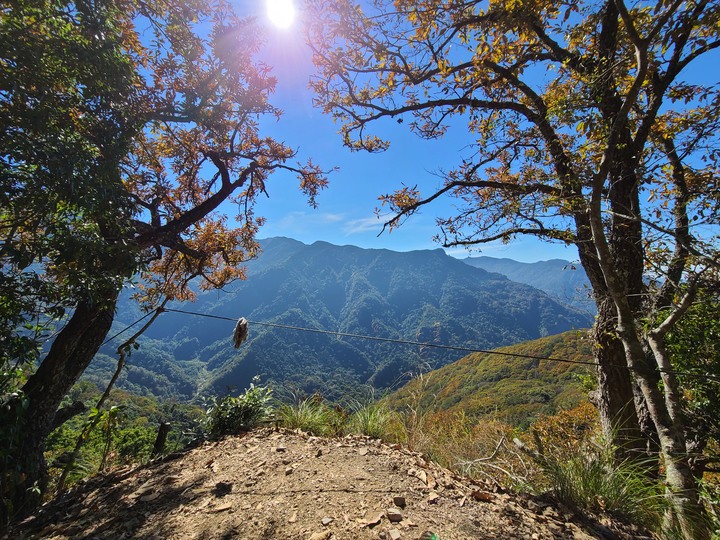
left=238, top=2, right=582, bottom=263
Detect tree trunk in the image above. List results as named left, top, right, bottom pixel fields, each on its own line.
left=1, top=290, right=118, bottom=524
left=591, top=298, right=645, bottom=458
left=151, top=422, right=171, bottom=458
left=575, top=222, right=645, bottom=457
left=621, top=331, right=708, bottom=540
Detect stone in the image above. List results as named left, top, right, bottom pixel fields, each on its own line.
left=386, top=508, right=403, bottom=523
left=389, top=528, right=402, bottom=540
left=210, top=502, right=233, bottom=513
left=308, top=532, right=332, bottom=540
left=425, top=474, right=437, bottom=489
left=359, top=513, right=384, bottom=528
left=427, top=492, right=440, bottom=504
left=321, top=516, right=334, bottom=526
left=392, top=496, right=406, bottom=509
left=275, top=445, right=287, bottom=452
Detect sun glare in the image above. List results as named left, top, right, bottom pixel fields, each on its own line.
left=267, top=0, right=296, bottom=29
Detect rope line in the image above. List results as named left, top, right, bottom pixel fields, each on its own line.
left=102, top=310, right=156, bottom=347
left=163, top=308, right=593, bottom=364
left=161, top=307, right=720, bottom=384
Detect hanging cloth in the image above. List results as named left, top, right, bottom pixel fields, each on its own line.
left=233, top=317, right=249, bottom=348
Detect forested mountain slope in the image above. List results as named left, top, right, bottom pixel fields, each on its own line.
left=463, top=256, right=593, bottom=313
left=87, top=238, right=592, bottom=401
left=385, top=330, right=593, bottom=428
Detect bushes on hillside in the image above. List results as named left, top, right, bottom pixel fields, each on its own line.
left=204, top=379, right=273, bottom=437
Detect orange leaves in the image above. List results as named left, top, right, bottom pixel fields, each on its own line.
left=119, top=0, right=330, bottom=306
left=381, top=185, right=421, bottom=213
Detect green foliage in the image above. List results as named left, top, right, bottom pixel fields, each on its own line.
left=538, top=444, right=666, bottom=530
left=518, top=406, right=675, bottom=533
left=114, top=423, right=157, bottom=463
left=698, top=478, right=720, bottom=539
left=385, top=330, right=592, bottom=429
left=0, top=391, right=31, bottom=524
left=276, top=394, right=344, bottom=437
left=204, top=379, right=273, bottom=437
left=663, top=291, right=720, bottom=454
left=101, top=238, right=592, bottom=403
left=44, top=384, right=204, bottom=490
left=464, top=257, right=594, bottom=314
left=0, top=0, right=139, bottom=385
left=346, top=399, right=396, bottom=439
left=2, top=0, right=327, bottom=518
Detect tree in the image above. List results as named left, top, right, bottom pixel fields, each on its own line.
left=663, top=287, right=720, bottom=479
left=1, top=0, right=327, bottom=523
left=307, top=0, right=719, bottom=536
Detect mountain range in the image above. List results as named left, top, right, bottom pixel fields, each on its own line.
left=463, top=256, right=593, bottom=313
left=86, top=237, right=593, bottom=402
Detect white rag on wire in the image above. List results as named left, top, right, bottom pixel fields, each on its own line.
left=233, top=317, right=249, bottom=348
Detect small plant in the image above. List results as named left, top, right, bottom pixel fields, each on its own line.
left=390, top=371, right=437, bottom=454
left=276, top=393, right=343, bottom=436
left=538, top=441, right=667, bottom=529
left=205, top=378, right=273, bottom=437
left=346, top=399, right=396, bottom=439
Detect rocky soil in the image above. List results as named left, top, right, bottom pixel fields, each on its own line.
left=7, top=428, right=653, bottom=539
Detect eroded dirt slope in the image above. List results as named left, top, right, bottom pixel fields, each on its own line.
left=7, top=428, right=652, bottom=540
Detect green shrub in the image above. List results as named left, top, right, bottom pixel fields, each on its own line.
left=205, top=379, right=272, bottom=437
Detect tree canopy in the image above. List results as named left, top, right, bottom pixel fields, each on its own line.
left=307, top=0, right=719, bottom=536
left=1, top=0, right=327, bottom=523
left=1, top=0, right=140, bottom=379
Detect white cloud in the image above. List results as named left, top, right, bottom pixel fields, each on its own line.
left=275, top=211, right=345, bottom=230
left=342, top=215, right=385, bottom=235
left=444, top=246, right=474, bottom=259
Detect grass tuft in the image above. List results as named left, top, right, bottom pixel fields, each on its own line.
left=276, top=394, right=344, bottom=436
left=345, top=399, right=396, bottom=439
left=539, top=443, right=667, bottom=530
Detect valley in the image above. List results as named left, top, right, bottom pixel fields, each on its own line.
left=86, top=238, right=593, bottom=404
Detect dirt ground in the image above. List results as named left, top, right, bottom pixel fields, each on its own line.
left=6, top=428, right=654, bottom=539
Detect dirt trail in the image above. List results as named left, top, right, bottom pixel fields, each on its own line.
left=7, top=428, right=652, bottom=539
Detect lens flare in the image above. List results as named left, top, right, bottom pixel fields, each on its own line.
left=267, top=0, right=296, bottom=29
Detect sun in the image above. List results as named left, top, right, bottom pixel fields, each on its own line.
left=266, top=0, right=296, bottom=29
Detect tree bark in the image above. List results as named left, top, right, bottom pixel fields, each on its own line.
left=591, top=298, right=645, bottom=457
left=621, top=329, right=708, bottom=540
left=575, top=215, right=645, bottom=457
left=1, top=290, right=118, bottom=524
left=151, top=422, right=171, bottom=458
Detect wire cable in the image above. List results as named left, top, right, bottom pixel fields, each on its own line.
left=162, top=307, right=720, bottom=383
left=101, top=309, right=156, bottom=347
